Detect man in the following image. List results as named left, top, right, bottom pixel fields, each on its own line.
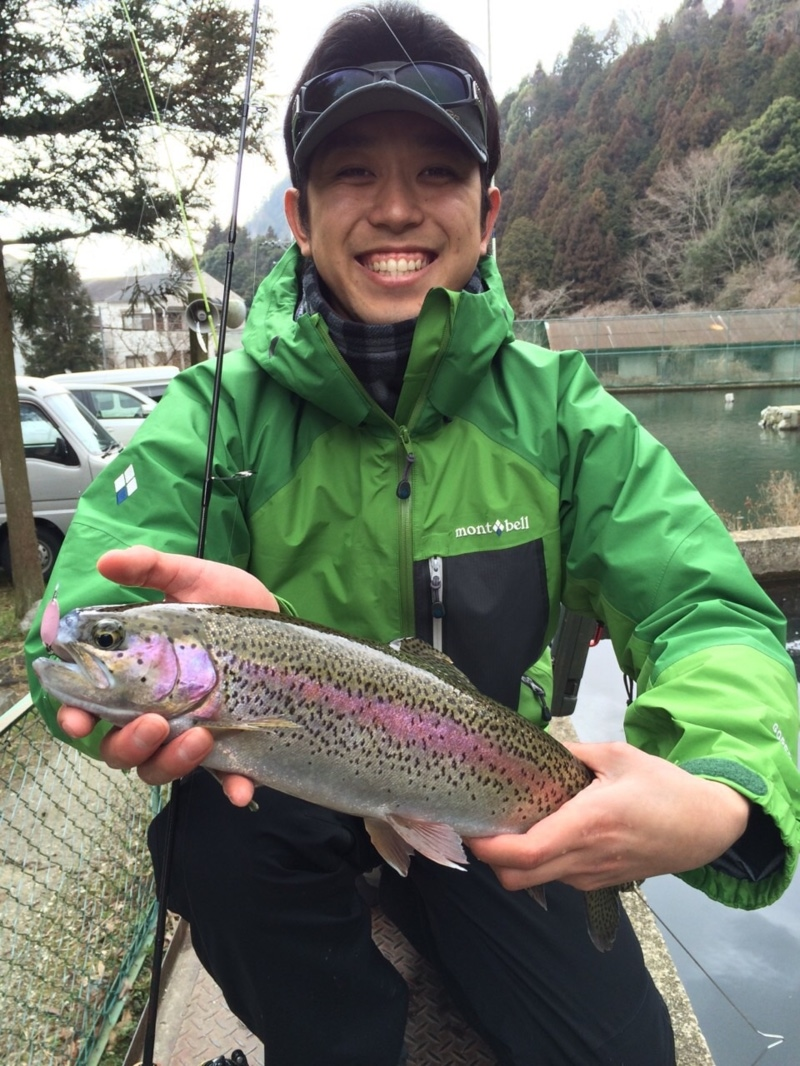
left=26, top=3, right=800, bottom=1065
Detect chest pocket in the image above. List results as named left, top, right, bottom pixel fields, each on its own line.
left=412, top=540, right=549, bottom=710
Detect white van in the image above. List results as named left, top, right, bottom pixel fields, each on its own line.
left=54, top=381, right=156, bottom=445
left=0, top=378, right=122, bottom=580
left=48, top=365, right=180, bottom=402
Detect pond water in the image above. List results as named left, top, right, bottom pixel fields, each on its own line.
left=573, top=644, right=800, bottom=1066
left=573, top=381, right=800, bottom=1066
left=615, top=384, right=800, bottom=519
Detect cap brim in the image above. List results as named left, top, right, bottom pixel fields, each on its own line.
left=293, top=81, right=488, bottom=172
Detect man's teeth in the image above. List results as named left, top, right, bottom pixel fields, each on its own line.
left=367, top=256, right=427, bottom=275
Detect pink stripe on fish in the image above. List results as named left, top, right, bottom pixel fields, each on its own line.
left=288, top=671, right=538, bottom=778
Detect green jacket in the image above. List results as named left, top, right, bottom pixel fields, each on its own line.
left=26, top=246, right=800, bottom=908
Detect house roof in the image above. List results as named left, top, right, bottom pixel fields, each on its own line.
left=83, top=271, right=239, bottom=307
left=545, top=308, right=800, bottom=353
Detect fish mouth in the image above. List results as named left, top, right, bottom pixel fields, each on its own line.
left=32, top=643, right=115, bottom=715
left=49, top=640, right=113, bottom=690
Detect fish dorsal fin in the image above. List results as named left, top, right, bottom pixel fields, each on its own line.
left=388, top=638, right=484, bottom=699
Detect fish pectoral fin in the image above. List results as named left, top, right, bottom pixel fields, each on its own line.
left=527, top=884, right=548, bottom=911
left=203, top=715, right=302, bottom=732
left=584, top=887, right=621, bottom=953
left=386, top=814, right=468, bottom=871
left=364, top=817, right=415, bottom=877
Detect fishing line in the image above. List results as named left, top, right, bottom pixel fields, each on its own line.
left=633, top=887, right=785, bottom=1062
left=195, top=0, right=261, bottom=558
left=110, top=3, right=263, bottom=1063
left=83, top=23, right=163, bottom=250
left=118, top=0, right=219, bottom=349
left=374, top=4, right=436, bottom=96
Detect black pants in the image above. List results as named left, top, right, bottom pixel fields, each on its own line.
left=149, top=770, right=675, bottom=1066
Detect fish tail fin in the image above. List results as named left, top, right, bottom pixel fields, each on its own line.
left=584, top=887, right=620, bottom=953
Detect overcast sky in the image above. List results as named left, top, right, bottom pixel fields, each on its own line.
left=267, top=0, right=680, bottom=102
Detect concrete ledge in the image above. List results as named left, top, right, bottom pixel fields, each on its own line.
left=732, top=525, right=800, bottom=581
left=732, top=526, right=800, bottom=620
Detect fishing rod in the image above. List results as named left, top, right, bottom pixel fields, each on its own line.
left=195, top=0, right=260, bottom=559
left=138, top=2, right=262, bottom=1063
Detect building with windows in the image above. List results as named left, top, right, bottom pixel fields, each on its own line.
left=82, top=271, right=244, bottom=370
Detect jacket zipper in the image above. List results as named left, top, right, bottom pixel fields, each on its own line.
left=429, top=555, right=444, bottom=651
left=396, top=425, right=416, bottom=632
left=312, top=323, right=434, bottom=638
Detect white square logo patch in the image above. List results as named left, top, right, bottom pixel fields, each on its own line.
left=115, top=464, right=138, bottom=504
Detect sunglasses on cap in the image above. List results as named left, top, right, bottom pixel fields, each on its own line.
left=291, top=61, right=488, bottom=168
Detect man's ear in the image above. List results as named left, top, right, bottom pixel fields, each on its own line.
left=480, top=186, right=502, bottom=254
left=285, top=188, right=312, bottom=256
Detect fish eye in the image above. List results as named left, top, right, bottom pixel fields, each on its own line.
left=91, top=619, right=125, bottom=650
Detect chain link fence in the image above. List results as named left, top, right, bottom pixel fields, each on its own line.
left=0, top=694, right=161, bottom=1065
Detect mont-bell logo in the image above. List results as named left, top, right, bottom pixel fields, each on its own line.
left=454, top=515, right=530, bottom=539
left=115, top=464, right=138, bottom=504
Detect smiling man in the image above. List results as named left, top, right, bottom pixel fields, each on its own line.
left=284, top=111, right=500, bottom=323
left=26, top=3, right=800, bottom=1066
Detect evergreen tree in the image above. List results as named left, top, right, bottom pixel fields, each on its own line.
left=13, top=248, right=104, bottom=376
left=0, top=0, right=274, bottom=616
left=496, top=0, right=800, bottom=313
left=497, top=218, right=554, bottom=309
left=200, top=223, right=288, bottom=307
left=728, top=95, right=800, bottom=195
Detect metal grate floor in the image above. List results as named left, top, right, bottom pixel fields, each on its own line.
left=125, top=908, right=496, bottom=1065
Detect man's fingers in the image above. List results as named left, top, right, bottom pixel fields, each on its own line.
left=96, top=546, right=279, bottom=609
left=221, top=775, right=257, bottom=807
left=133, top=730, right=216, bottom=785
left=57, top=705, right=99, bottom=739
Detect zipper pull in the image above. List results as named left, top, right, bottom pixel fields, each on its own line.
left=429, top=556, right=445, bottom=618
left=396, top=427, right=416, bottom=499
left=429, top=556, right=445, bottom=651
left=521, top=675, right=551, bottom=722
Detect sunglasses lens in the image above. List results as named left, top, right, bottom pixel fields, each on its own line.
left=395, top=63, right=469, bottom=104
left=304, top=68, right=375, bottom=111
left=303, top=63, right=471, bottom=114
left=293, top=61, right=486, bottom=163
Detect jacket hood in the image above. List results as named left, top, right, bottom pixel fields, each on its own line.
left=241, top=244, right=516, bottom=433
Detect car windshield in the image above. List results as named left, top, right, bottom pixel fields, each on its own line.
left=48, top=391, right=119, bottom=454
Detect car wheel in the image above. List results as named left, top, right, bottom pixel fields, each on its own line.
left=0, top=527, right=63, bottom=583
left=36, top=526, right=63, bottom=582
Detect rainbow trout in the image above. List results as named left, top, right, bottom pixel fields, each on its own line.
left=34, top=602, right=621, bottom=951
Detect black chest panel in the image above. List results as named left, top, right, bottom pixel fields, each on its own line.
left=412, top=539, right=548, bottom=710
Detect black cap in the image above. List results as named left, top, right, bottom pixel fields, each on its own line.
left=291, top=68, right=488, bottom=174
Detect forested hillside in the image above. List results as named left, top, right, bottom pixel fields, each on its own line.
left=496, top=0, right=800, bottom=316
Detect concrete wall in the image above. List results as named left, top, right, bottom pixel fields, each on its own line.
left=732, top=526, right=800, bottom=620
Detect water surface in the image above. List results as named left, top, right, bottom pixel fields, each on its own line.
left=616, top=385, right=800, bottom=518
left=573, top=388, right=800, bottom=1063
left=574, top=641, right=800, bottom=1066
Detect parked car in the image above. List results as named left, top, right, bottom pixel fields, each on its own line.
left=0, top=377, right=122, bottom=580
left=52, top=381, right=156, bottom=445
left=47, top=365, right=180, bottom=402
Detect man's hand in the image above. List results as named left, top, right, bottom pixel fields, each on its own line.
left=467, top=741, right=751, bottom=890
left=55, top=546, right=279, bottom=807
